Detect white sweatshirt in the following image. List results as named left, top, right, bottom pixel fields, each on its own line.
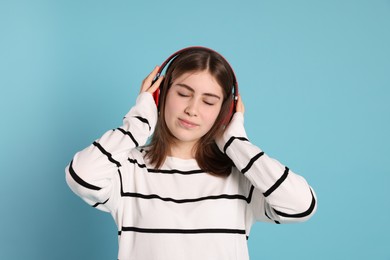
left=66, top=92, right=317, bottom=260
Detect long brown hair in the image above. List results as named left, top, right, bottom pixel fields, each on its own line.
left=145, top=48, right=235, bottom=176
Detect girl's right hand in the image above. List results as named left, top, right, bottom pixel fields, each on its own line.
left=140, top=66, right=164, bottom=94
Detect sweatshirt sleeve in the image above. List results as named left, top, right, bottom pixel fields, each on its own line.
left=216, top=112, right=317, bottom=224
left=65, top=92, right=157, bottom=213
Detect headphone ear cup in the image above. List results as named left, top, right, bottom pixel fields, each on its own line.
left=153, top=77, right=165, bottom=110
left=228, top=99, right=235, bottom=120
left=222, top=99, right=235, bottom=126
left=153, top=88, right=160, bottom=107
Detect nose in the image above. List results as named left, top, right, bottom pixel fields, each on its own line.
left=184, top=99, right=198, bottom=117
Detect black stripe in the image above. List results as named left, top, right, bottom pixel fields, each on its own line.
left=124, top=159, right=254, bottom=204
left=246, top=185, right=255, bottom=203
left=134, top=116, right=151, bottom=131
left=115, top=128, right=139, bottom=147
left=147, top=168, right=204, bottom=175
left=93, top=141, right=122, bottom=167
left=68, top=160, right=101, bottom=191
left=241, top=152, right=264, bottom=174
left=223, top=136, right=249, bottom=154
left=128, top=158, right=147, bottom=169
left=118, top=169, right=125, bottom=195
left=92, top=198, right=109, bottom=208
left=127, top=158, right=203, bottom=175
left=273, top=189, right=316, bottom=218
left=120, top=191, right=251, bottom=204
left=263, top=167, right=290, bottom=197
left=120, top=226, right=246, bottom=235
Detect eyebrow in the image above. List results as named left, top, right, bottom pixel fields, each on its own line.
left=175, top=83, right=221, bottom=99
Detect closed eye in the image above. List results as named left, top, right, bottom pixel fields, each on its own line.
left=177, top=92, right=190, bottom=97
left=203, top=100, right=216, bottom=106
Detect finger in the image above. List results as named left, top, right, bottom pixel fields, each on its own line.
left=141, top=66, right=160, bottom=92
left=147, top=75, right=164, bottom=94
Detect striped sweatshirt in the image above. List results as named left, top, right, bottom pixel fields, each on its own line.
left=65, top=92, right=317, bottom=260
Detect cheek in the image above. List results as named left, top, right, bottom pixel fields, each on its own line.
left=202, top=105, right=222, bottom=125
left=164, top=92, right=179, bottom=116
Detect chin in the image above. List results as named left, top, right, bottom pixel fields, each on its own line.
left=174, top=135, right=199, bottom=144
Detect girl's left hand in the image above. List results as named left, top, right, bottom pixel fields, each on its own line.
left=235, top=94, right=245, bottom=115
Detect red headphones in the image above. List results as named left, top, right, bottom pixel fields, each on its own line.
left=152, top=46, right=239, bottom=125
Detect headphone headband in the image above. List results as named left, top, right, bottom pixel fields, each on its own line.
left=153, top=46, right=239, bottom=124
left=156, top=46, right=238, bottom=91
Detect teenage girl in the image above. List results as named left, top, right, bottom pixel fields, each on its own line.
left=66, top=46, right=317, bottom=260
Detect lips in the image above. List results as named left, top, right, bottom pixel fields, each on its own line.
left=178, top=118, right=199, bottom=129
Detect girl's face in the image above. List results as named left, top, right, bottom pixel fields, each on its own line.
left=164, top=70, right=224, bottom=149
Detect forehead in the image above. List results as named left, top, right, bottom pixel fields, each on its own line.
left=172, top=71, right=223, bottom=96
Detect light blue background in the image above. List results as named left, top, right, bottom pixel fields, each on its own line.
left=1, top=0, right=389, bottom=259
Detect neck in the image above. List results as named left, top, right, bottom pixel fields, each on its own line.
left=169, top=141, right=197, bottom=159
